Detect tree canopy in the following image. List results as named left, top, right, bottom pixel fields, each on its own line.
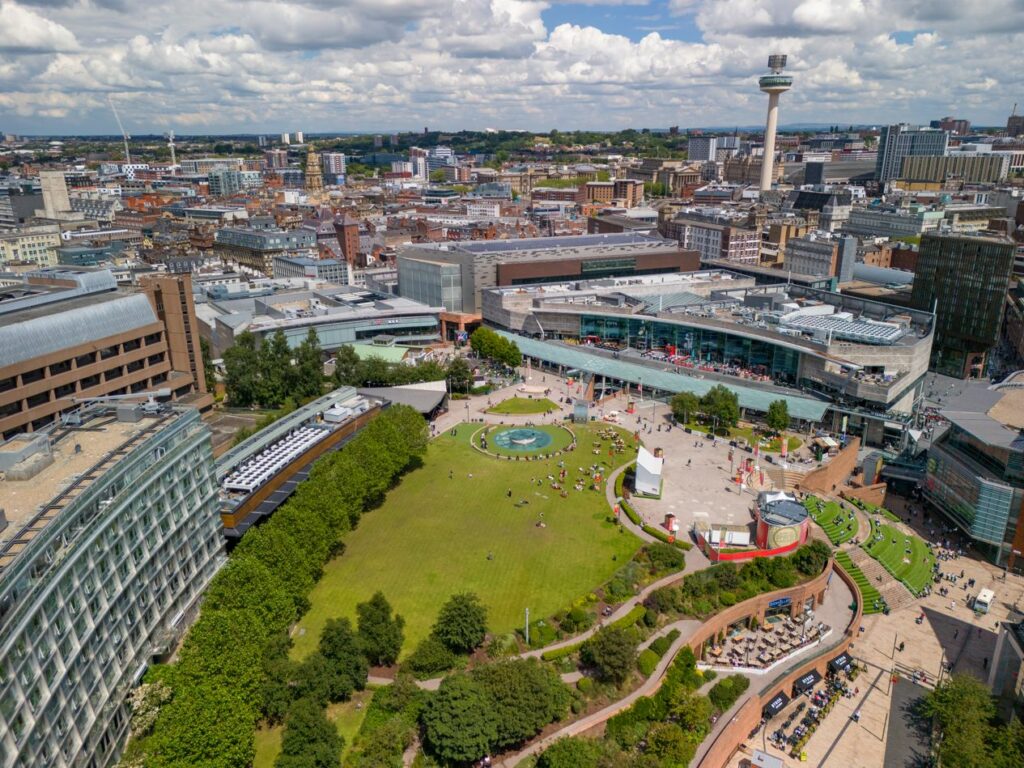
left=470, top=327, right=522, bottom=368
left=699, top=384, right=740, bottom=430
left=582, top=626, right=637, bottom=685
left=670, top=391, right=700, bottom=424
left=765, top=399, right=790, bottom=434
left=422, top=674, right=498, bottom=764
left=433, top=592, right=489, bottom=654
left=222, top=329, right=324, bottom=409
left=356, top=592, right=405, bottom=667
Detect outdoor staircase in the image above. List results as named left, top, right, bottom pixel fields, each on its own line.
left=847, top=547, right=918, bottom=613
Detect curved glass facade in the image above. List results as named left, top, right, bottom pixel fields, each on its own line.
left=578, top=315, right=801, bottom=385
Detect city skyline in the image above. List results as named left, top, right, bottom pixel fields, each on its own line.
left=1, top=0, right=1022, bottom=135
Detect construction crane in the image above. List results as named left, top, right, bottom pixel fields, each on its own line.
left=166, top=129, right=177, bottom=173
left=108, top=95, right=132, bottom=165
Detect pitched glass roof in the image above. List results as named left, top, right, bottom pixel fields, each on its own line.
left=499, top=331, right=830, bottom=422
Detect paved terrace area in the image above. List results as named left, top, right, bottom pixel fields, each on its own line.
left=727, top=497, right=1024, bottom=768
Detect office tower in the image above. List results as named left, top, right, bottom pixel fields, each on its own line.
left=258, top=135, right=267, bottom=147
left=758, top=54, right=793, bottom=193
left=0, top=403, right=222, bottom=768
left=281, top=132, right=290, bottom=145
left=373, top=134, right=383, bottom=149
left=874, top=124, right=949, bottom=182
left=39, top=170, right=71, bottom=219
left=911, top=232, right=1015, bottom=377
left=295, top=131, right=304, bottom=144
left=305, top=151, right=324, bottom=192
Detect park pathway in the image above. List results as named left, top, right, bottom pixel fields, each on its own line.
left=496, top=623, right=695, bottom=767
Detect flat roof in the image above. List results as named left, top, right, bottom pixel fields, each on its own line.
left=0, top=410, right=175, bottom=571
left=499, top=331, right=830, bottom=421
left=437, top=232, right=673, bottom=254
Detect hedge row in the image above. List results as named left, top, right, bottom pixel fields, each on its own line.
left=129, top=405, right=430, bottom=768
left=541, top=641, right=584, bottom=662
left=610, top=604, right=647, bottom=631
left=641, top=521, right=693, bottom=551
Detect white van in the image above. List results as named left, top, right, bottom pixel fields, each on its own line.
left=974, top=588, right=995, bottom=614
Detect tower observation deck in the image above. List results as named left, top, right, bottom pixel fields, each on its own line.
left=758, top=54, right=792, bottom=193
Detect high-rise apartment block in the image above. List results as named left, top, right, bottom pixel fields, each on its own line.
left=1007, top=110, right=1024, bottom=137
left=207, top=168, right=243, bottom=196
left=687, top=137, right=718, bottom=162
left=322, top=152, right=346, bottom=180
left=0, top=404, right=223, bottom=768
left=930, top=116, right=971, bottom=135
left=875, top=124, right=949, bottom=182
left=264, top=149, right=288, bottom=169
left=911, top=232, right=1016, bottom=377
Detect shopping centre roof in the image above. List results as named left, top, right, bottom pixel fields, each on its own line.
left=499, top=332, right=830, bottom=422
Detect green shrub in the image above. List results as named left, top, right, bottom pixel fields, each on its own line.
left=610, top=604, right=646, bottom=630
left=708, top=674, right=750, bottom=712
left=404, top=636, right=458, bottom=677
left=576, top=676, right=594, bottom=694
left=649, top=636, right=671, bottom=657
left=637, top=649, right=659, bottom=676
left=541, top=642, right=583, bottom=662
left=702, top=669, right=717, bottom=683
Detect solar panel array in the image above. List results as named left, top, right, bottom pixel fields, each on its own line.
left=782, top=314, right=904, bottom=345
left=223, top=425, right=332, bottom=493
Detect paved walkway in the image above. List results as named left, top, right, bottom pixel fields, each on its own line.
left=497, top=624, right=695, bottom=767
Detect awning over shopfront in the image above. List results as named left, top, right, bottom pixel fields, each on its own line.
left=829, top=652, right=852, bottom=672
left=792, top=669, right=822, bottom=694
left=762, top=691, right=790, bottom=719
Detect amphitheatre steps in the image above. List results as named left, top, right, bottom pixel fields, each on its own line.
left=847, top=548, right=917, bottom=613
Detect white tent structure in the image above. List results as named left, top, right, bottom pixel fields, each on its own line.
left=635, top=446, right=664, bottom=496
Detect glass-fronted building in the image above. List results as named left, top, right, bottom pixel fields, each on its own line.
left=924, top=405, right=1024, bottom=569
left=0, top=406, right=223, bottom=768
left=578, top=314, right=802, bottom=386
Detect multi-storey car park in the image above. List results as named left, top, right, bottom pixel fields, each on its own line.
left=482, top=271, right=935, bottom=446
left=0, top=403, right=223, bottom=768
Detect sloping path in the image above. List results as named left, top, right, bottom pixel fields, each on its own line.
left=497, top=624, right=696, bottom=767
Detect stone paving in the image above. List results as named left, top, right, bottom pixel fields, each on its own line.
left=727, top=520, right=1024, bottom=768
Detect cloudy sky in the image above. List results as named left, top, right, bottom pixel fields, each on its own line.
left=0, top=0, right=1021, bottom=135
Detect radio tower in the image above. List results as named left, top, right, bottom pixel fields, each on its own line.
left=305, top=150, right=324, bottom=193
left=758, top=54, right=793, bottom=193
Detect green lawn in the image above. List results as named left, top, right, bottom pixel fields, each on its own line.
left=849, top=498, right=902, bottom=523
left=834, top=551, right=887, bottom=615
left=253, top=690, right=373, bottom=768
left=487, top=397, right=560, bottom=415
left=804, top=496, right=858, bottom=545
left=679, top=422, right=801, bottom=453
left=861, top=519, right=935, bottom=596
left=290, top=423, right=641, bottom=661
